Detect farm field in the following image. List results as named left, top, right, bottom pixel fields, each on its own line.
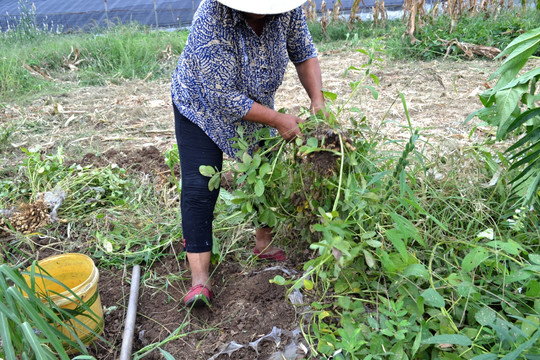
left=1, top=29, right=540, bottom=360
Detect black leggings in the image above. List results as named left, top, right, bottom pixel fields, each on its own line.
left=174, top=104, right=223, bottom=253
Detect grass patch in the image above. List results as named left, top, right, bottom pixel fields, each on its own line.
left=1, top=24, right=188, bottom=102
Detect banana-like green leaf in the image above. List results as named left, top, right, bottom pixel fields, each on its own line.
left=505, top=107, right=540, bottom=135
left=510, top=160, right=538, bottom=191
left=491, top=27, right=540, bottom=86
left=524, top=172, right=540, bottom=204
left=506, top=128, right=540, bottom=153
left=496, top=27, right=540, bottom=59
left=509, top=152, right=539, bottom=171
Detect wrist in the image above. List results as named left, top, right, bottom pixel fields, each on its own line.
left=268, top=110, right=282, bottom=128
left=310, top=91, right=325, bottom=105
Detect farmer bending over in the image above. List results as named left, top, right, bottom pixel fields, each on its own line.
left=171, top=0, right=325, bottom=306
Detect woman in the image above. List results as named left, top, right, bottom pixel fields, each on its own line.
left=171, top=0, right=325, bottom=306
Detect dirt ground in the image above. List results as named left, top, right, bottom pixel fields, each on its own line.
left=3, top=49, right=537, bottom=359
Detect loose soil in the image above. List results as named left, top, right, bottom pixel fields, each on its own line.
left=2, top=49, right=539, bottom=359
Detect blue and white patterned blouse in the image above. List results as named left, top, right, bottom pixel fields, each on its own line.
left=171, top=0, right=317, bottom=158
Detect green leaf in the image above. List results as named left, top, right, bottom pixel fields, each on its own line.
left=403, top=264, right=429, bottom=279
left=505, top=107, right=540, bottom=137
left=20, top=322, right=55, bottom=359
left=524, top=171, right=540, bottom=205
left=506, top=269, right=532, bottom=283
left=363, top=250, right=375, bottom=268
left=422, top=334, right=472, bottom=346
left=199, top=165, right=216, bottom=177
left=258, top=162, right=271, bottom=176
left=491, top=27, right=540, bottom=86
left=337, top=296, right=351, bottom=310
left=366, top=240, right=382, bottom=248
left=158, top=348, right=176, bottom=360
left=307, top=137, right=318, bottom=148
left=526, top=280, right=540, bottom=298
left=421, top=288, right=445, bottom=308
left=471, top=354, right=498, bottom=360
left=506, top=127, right=540, bottom=154
left=270, top=275, right=286, bottom=285
left=6, top=274, right=81, bottom=356
left=456, top=281, right=477, bottom=297
left=465, top=106, right=496, bottom=123
left=411, top=330, right=422, bottom=357
left=494, top=84, right=529, bottom=140
left=364, top=85, right=379, bottom=100
left=475, top=306, right=497, bottom=326
left=242, top=152, right=252, bottom=166
left=322, top=90, right=337, bottom=101
left=389, top=212, right=425, bottom=247
left=501, top=329, right=540, bottom=360
left=485, top=240, right=522, bottom=255
left=370, top=73, right=380, bottom=85
left=477, top=228, right=494, bottom=240
left=254, top=179, right=264, bottom=197
left=252, top=154, right=261, bottom=168
left=462, top=247, right=490, bottom=272
left=303, top=279, right=314, bottom=290
left=385, top=229, right=408, bottom=262
left=521, top=315, right=540, bottom=337
left=530, top=254, right=540, bottom=265
left=361, top=231, right=377, bottom=240
left=498, top=27, right=540, bottom=59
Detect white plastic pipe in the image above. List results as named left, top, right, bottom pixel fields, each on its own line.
left=119, top=265, right=141, bottom=360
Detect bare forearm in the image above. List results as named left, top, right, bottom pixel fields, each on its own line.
left=294, top=57, right=324, bottom=105
left=243, top=102, right=280, bottom=127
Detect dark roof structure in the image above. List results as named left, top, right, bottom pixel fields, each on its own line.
left=0, top=0, right=405, bottom=32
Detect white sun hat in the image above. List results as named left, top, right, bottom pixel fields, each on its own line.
left=216, top=0, right=308, bottom=14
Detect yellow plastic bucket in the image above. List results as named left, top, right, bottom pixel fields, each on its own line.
left=23, top=253, right=104, bottom=352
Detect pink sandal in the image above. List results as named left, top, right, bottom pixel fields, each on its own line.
left=253, top=247, right=287, bottom=262
left=184, top=284, right=213, bottom=307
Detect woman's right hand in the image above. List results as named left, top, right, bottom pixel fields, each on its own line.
left=273, top=113, right=303, bottom=141
left=243, top=103, right=303, bottom=141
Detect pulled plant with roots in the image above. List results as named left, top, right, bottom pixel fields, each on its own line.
left=200, top=41, right=386, bottom=248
